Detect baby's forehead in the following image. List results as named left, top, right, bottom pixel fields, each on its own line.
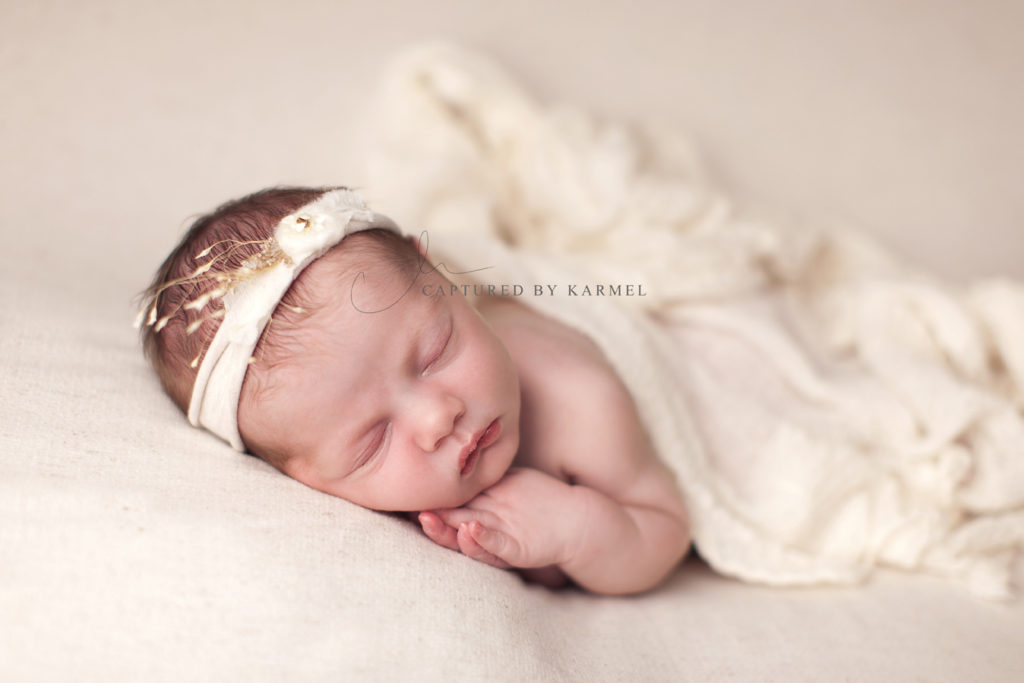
left=304, top=236, right=403, bottom=282
left=258, top=276, right=447, bottom=406
left=292, top=243, right=406, bottom=306
left=284, top=247, right=445, bottom=341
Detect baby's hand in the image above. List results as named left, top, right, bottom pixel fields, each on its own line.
left=417, top=512, right=513, bottom=570
left=419, top=467, right=586, bottom=570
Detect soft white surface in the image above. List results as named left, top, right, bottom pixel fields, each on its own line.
left=3, top=279, right=1022, bottom=681
left=3, top=1, right=1023, bottom=681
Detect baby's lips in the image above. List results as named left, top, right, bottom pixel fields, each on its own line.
left=460, top=446, right=481, bottom=477
left=478, top=418, right=501, bottom=450
left=460, top=418, right=502, bottom=477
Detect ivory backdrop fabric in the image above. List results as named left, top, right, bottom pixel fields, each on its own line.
left=4, top=2, right=1024, bottom=681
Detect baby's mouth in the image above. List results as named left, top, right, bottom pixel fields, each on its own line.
left=459, top=418, right=501, bottom=478
left=460, top=446, right=481, bottom=478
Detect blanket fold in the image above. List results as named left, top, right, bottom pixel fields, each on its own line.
left=357, top=42, right=1024, bottom=599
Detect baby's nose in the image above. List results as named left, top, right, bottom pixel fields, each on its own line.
left=413, top=391, right=465, bottom=453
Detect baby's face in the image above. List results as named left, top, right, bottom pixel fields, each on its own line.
left=238, top=248, right=521, bottom=511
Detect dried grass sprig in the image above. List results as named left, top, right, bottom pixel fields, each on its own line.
left=135, top=235, right=294, bottom=337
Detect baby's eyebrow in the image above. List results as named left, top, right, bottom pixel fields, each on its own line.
left=403, top=291, right=447, bottom=367
left=395, top=290, right=444, bottom=370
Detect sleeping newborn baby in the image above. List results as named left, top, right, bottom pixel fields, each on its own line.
left=140, top=186, right=690, bottom=595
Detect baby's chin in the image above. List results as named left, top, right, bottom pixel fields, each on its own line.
left=405, top=470, right=508, bottom=512
left=419, top=483, right=494, bottom=511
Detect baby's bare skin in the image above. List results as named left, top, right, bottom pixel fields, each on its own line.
left=239, top=235, right=690, bottom=594
left=419, top=295, right=691, bottom=594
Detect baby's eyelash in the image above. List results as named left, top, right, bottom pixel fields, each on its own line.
left=355, top=422, right=389, bottom=469
left=422, top=320, right=454, bottom=373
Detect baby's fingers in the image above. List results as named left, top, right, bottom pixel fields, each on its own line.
left=464, top=521, right=523, bottom=567
left=457, top=523, right=511, bottom=569
left=433, top=507, right=493, bottom=529
left=418, top=512, right=459, bottom=551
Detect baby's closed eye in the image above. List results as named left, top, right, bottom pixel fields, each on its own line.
left=420, top=315, right=455, bottom=375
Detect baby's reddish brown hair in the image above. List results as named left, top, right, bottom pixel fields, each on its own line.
left=141, top=186, right=420, bottom=464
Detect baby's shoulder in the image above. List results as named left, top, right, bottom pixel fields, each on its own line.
left=477, top=296, right=658, bottom=488
left=476, top=295, right=618, bottom=391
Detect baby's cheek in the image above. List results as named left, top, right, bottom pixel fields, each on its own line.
left=480, top=339, right=518, bottom=391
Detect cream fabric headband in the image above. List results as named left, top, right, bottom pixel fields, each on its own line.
left=186, top=189, right=399, bottom=450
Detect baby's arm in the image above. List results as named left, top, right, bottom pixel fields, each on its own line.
left=426, top=467, right=688, bottom=594
left=557, top=464, right=690, bottom=594
left=551, top=370, right=691, bottom=593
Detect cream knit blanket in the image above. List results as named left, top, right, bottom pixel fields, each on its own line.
left=356, top=43, right=1024, bottom=599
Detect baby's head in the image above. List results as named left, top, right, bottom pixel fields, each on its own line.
left=141, top=187, right=520, bottom=511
